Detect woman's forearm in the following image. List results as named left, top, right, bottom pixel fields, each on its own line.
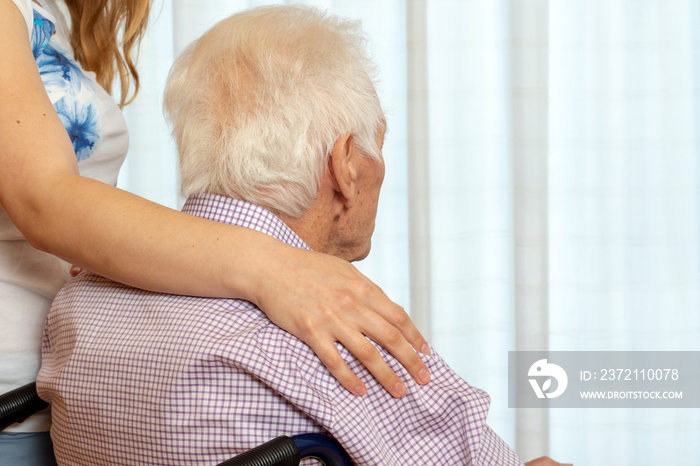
left=26, top=173, right=266, bottom=299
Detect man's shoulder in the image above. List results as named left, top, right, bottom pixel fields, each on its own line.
left=49, top=271, right=269, bottom=341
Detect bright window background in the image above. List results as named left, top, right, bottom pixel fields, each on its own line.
left=119, top=1, right=700, bottom=463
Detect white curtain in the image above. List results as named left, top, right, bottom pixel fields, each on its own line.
left=120, top=1, right=700, bottom=463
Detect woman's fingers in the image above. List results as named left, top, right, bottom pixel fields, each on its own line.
left=255, top=248, right=432, bottom=397
left=334, top=273, right=432, bottom=390
left=299, top=281, right=432, bottom=397
left=355, top=306, right=431, bottom=387
left=304, top=325, right=408, bottom=398
left=383, top=302, right=431, bottom=356
left=307, top=339, right=369, bottom=396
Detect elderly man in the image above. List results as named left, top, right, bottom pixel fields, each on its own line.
left=37, top=6, right=560, bottom=466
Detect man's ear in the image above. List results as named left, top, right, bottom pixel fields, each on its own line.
left=329, top=133, right=358, bottom=208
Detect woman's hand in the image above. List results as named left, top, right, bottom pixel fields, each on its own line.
left=251, top=246, right=431, bottom=398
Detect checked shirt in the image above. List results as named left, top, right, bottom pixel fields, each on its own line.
left=38, top=193, right=524, bottom=466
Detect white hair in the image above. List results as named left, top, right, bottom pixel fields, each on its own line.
left=163, top=5, right=384, bottom=218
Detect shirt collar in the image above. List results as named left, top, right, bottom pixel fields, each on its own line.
left=181, top=194, right=310, bottom=251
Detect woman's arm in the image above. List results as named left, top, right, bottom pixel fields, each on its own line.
left=0, top=0, right=429, bottom=398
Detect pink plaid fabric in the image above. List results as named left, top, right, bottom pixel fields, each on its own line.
left=38, top=194, right=524, bottom=466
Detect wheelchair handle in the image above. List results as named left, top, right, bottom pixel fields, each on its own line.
left=0, top=382, right=49, bottom=432
left=217, top=433, right=351, bottom=466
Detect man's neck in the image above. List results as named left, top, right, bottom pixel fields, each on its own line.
left=278, top=207, right=331, bottom=255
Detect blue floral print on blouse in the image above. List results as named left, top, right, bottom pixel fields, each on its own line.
left=32, top=10, right=100, bottom=162
left=54, top=97, right=99, bottom=161
left=31, top=9, right=52, bottom=57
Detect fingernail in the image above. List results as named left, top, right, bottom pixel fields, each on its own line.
left=418, top=368, right=430, bottom=384
left=393, top=382, right=406, bottom=398
left=354, top=385, right=366, bottom=396
left=420, top=343, right=431, bottom=355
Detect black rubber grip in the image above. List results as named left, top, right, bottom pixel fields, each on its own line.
left=0, top=382, right=49, bottom=431
left=217, top=435, right=300, bottom=466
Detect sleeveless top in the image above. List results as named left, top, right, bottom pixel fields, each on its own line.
left=1, top=0, right=129, bottom=432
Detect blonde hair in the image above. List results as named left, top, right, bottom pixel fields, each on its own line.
left=164, top=5, right=384, bottom=218
left=63, top=0, right=151, bottom=106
